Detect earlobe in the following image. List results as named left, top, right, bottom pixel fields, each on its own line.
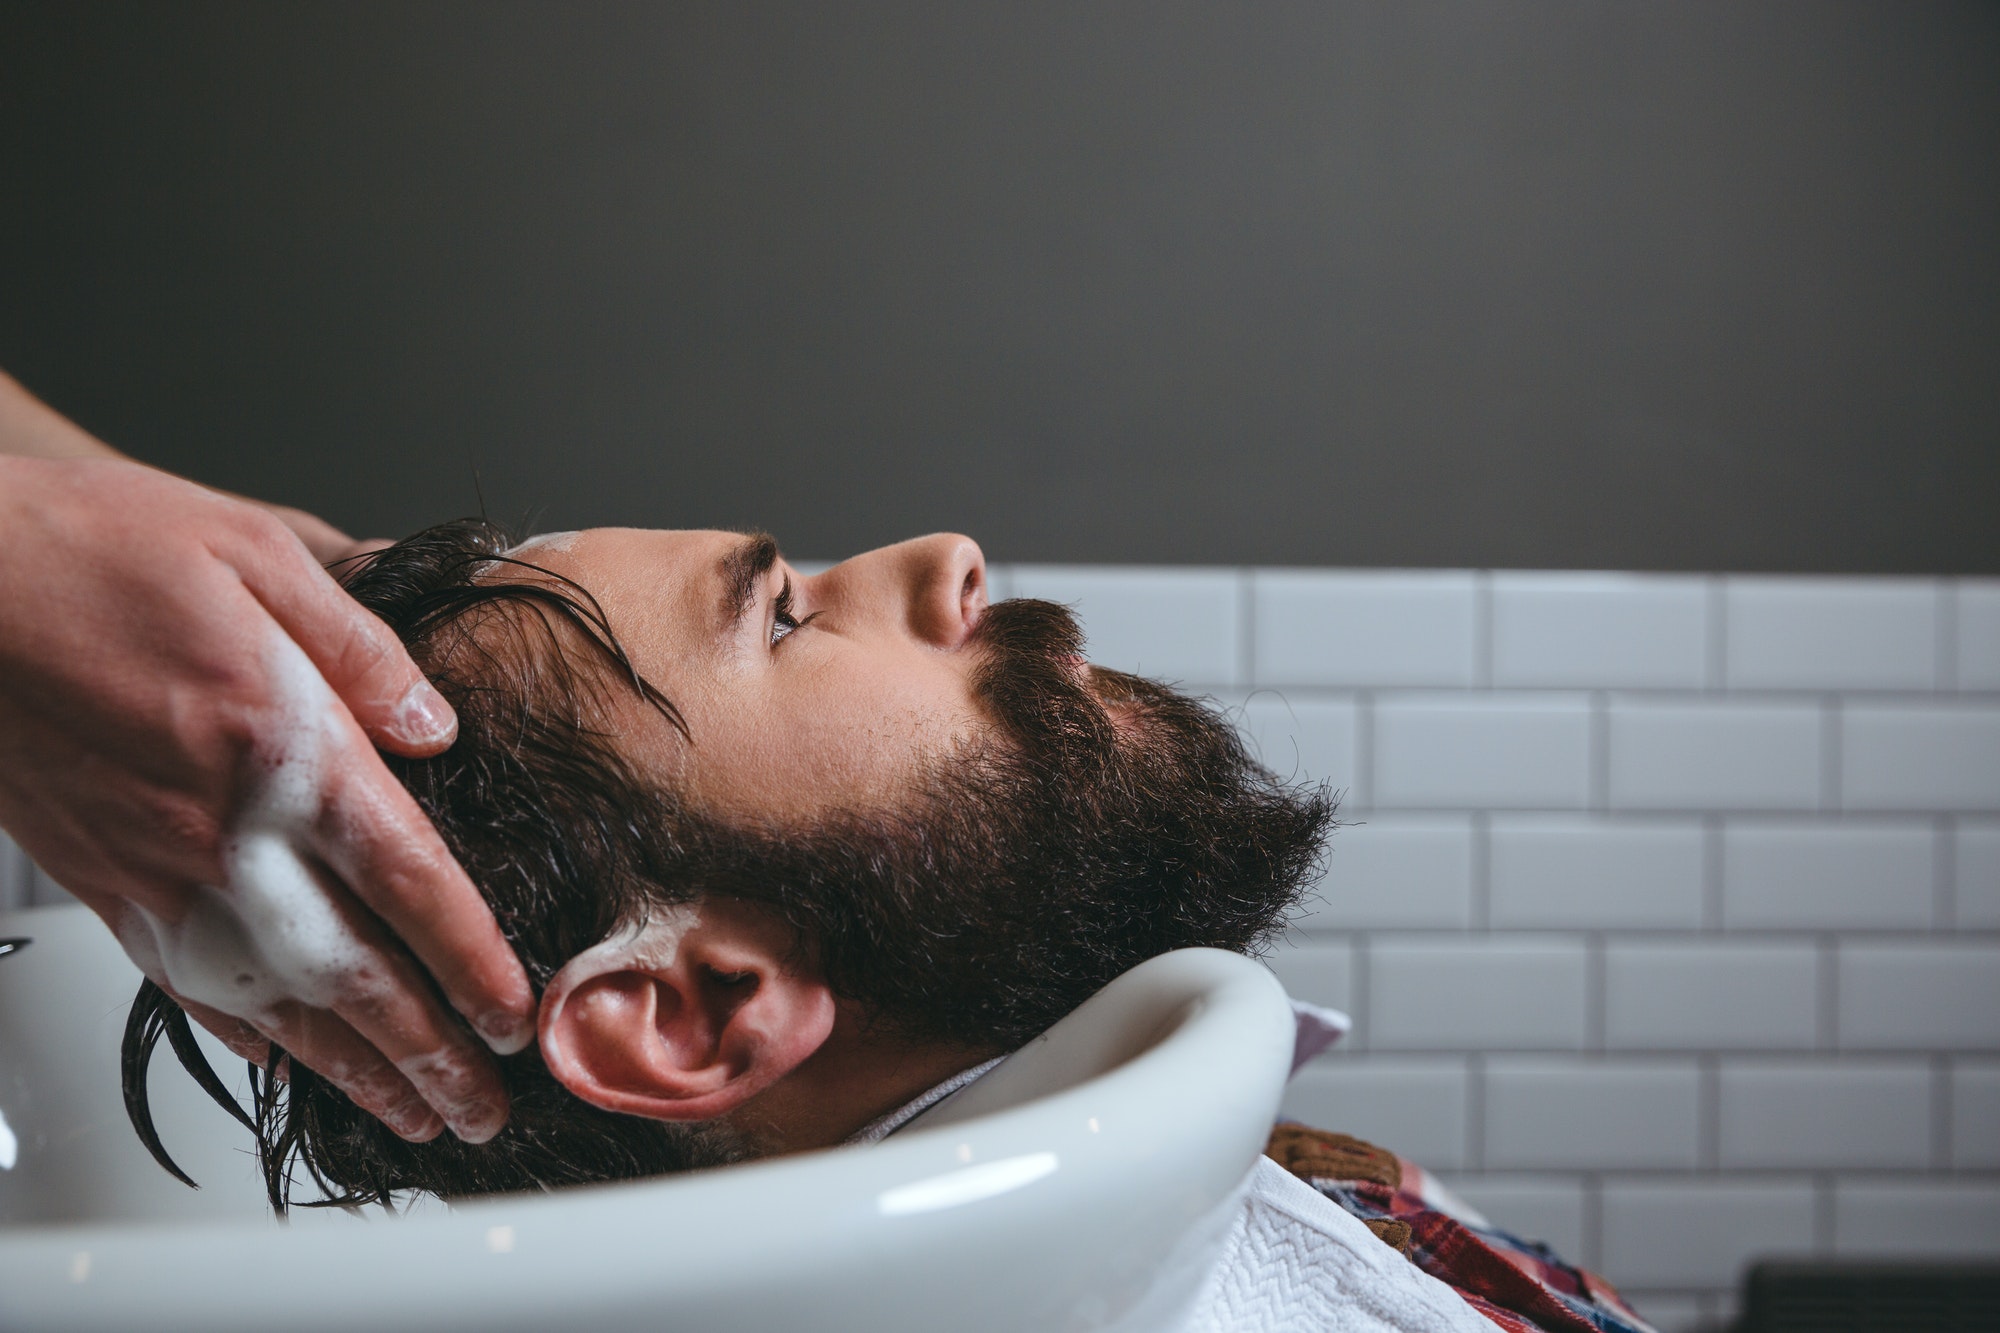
left=536, top=904, right=835, bottom=1122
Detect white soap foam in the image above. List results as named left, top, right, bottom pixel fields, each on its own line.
left=539, top=906, right=701, bottom=1050
left=558, top=906, right=700, bottom=980
left=507, top=530, right=580, bottom=557
left=138, top=633, right=378, bottom=1022
left=120, top=632, right=526, bottom=1139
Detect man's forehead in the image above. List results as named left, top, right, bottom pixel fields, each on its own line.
left=508, top=527, right=752, bottom=654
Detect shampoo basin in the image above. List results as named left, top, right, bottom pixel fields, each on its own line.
left=0, top=904, right=1294, bottom=1331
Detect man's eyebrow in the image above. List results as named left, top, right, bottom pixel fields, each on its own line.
left=719, top=532, right=780, bottom=624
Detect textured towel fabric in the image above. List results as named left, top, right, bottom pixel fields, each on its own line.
left=1184, top=1155, right=1498, bottom=1333
left=867, top=998, right=1658, bottom=1330
left=1267, top=1127, right=1657, bottom=1333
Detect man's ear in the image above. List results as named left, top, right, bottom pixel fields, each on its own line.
left=536, top=901, right=835, bottom=1122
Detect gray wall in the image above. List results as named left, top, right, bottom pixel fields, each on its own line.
left=2, top=2, right=1995, bottom=571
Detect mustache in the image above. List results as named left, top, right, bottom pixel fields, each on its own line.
left=968, top=598, right=1190, bottom=763
left=968, top=598, right=1113, bottom=761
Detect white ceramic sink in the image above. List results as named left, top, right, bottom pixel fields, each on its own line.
left=0, top=905, right=1295, bottom=1332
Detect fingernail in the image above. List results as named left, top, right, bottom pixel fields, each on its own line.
left=391, top=1107, right=446, bottom=1144
left=394, top=680, right=457, bottom=747
left=446, top=1097, right=508, bottom=1146
left=478, top=1009, right=536, bottom=1056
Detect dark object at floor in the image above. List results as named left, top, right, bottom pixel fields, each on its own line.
left=1733, top=1261, right=2000, bottom=1332
left=0, top=937, right=30, bottom=960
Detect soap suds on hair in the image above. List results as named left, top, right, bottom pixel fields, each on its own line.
left=133, top=633, right=377, bottom=1018
left=539, top=906, right=700, bottom=1036
left=507, top=530, right=580, bottom=556
left=124, top=633, right=505, bottom=1140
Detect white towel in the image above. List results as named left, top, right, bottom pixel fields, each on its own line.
left=1183, top=1156, right=1496, bottom=1333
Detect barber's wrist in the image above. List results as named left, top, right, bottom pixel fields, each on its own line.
left=0, top=371, right=126, bottom=462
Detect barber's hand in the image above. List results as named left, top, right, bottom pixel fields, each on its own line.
left=0, top=456, right=535, bottom=1142
left=228, top=495, right=391, bottom=566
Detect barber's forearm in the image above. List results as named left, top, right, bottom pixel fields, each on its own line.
left=0, top=366, right=374, bottom=562
left=0, top=368, right=128, bottom=462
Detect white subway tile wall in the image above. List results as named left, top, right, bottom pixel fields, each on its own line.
left=1251, top=570, right=1477, bottom=688
left=1031, top=564, right=1997, bottom=1323
left=1607, top=700, right=1823, bottom=812
left=1720, top=821, right=1936, bottom=931
left=1007, top=565, right=1243, bottom=685
left=1369, top=936, right=1590, bottom=1051
left=1232, top=694, right=1361, bottom=797
left=1959, top=822, right=2000, bottom=929
left=1598, top=1183, right=1817, bottom=1290
left=1281, top=1058, right=1472, bottom=1170
left=1603, top=941, right=1821, bottom=1051
left=1723, top=579, right=1939, bottom=692
left=1482, top=1058, right=1703, bottom=1170
left=1831, top=1183, right=2000, bottom=1258
left=1952, top=1062, right=2000, bottom=1170
left=1373, top=695, right=1592, bottom=810
left=1487, top=816, right=1706, bottom=930
left=1295, top=816, right=1474, bottom=931
left=8, top=565, right=1996, bottom=1326
left=1716, top=1061, right=1934, bottom=1170
left=1489, top=573, right=1709, bottom=690
left=1841, top=702, right=2000, bottom=810
left=1836, top=943, right=2000, bottom=1050
left=1954, top=580, right=2000, bottom=691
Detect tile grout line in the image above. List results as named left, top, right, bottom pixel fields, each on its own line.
left=1705, top=575, right=1729, bottom=694
left=1938, top=580, right=1958, bottom=694
left=1936, top=816, right=1957, bottom=932
left=1586, top=932, right=1606, bottom=1053
left=1465, top=1052, right=1485, bottom=1171
left=1471, top=812, right=1491, bottom=933
left=1933, top=1055, right=1953, bottom=1170
left=1237, top=567, right=1257, bottom=689
left=1698, top=1054, right=1720, bottom=1172
left=1355, top=691, right=1376, bottom=813
left=1581, top=1173, right=1603, bottom=1271
left=1589, top=690, right=1611, bottom=814
left=1351, top=935, right=1372, bottom=1052
left=1702, top=815, right=1725, bottom=935
left=1474, top=570, right=1494, bottom=691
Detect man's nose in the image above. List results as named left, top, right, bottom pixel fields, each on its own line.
left=901, top=533, right=988, bottom=649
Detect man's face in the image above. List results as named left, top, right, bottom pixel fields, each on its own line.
left=507, top=529, right=1002, bottom=822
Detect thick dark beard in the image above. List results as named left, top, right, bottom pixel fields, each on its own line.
left=720, top=598, right=1338, bottom=1051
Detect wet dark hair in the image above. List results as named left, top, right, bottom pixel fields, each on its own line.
left=125, top=519, right=1335, bottom=1211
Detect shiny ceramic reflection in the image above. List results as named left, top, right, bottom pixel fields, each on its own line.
left=0, top=906, right=1294, bottom=1332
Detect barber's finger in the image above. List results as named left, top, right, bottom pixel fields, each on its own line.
left=313, top=750, right=536, bottom=1056
left=226, top=520, right=457, bottom=757
left=175, top=995, right=274, bottom=1066
left=252, top=1000, right=445, bottom=1143
left=311, top=943, right=513, bottom=1144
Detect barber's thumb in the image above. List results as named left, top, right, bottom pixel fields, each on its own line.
left=377, top=676, right=458, bottom=755
left=325, top=636, right=457, bottom=756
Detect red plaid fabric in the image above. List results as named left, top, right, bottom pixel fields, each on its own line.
left=1267, top=1125, right=1656, bottom=1333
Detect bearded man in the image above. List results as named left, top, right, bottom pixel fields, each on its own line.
left=124, top=519, right=1653, bottom=1333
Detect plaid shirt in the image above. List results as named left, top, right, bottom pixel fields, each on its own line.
left=1266, top=1125, right=1657, bottom=1333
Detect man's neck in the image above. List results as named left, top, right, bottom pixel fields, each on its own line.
left=724, top=1003, right=998, bottom=1156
